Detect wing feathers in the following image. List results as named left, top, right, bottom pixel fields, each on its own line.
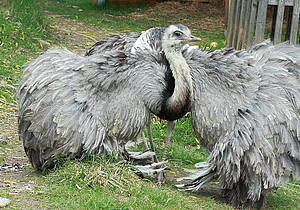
left=182, top=41, right=300, bottom=206
left=18, top=48, right=149, bottom=171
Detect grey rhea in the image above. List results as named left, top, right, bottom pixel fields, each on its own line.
left=17, top=25, right=198, bottom=175
left=178, top=40, right=300, bottom=208
left=85, top=28, right=179, bottom=163
left=86, top=29, right=300, bottom=207
left=85, top=31, right=155, bottom=156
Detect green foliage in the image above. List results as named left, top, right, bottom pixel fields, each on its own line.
left=10, top=0, right=50, bottom=40
left=0, top=0, right=50, bottom=105
left=0, top=156, right=4, bottom=164
left=266, top=179, right=300, bottom=209
left=56, top=0, right=149, bottom=15
left=37, top=0, right=150, bottom=33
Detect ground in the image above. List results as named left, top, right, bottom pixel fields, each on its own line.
left=44, top=10, right=113, bottom=54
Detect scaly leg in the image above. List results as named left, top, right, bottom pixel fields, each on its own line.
left=125, top=130, right=153, bottom=164
left=162, top=120, right=176, bottom=161
left=140, top=130, right=149, bottom=151
left=146, top=117, right=158, bottom=163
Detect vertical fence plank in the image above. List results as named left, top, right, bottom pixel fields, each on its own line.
left=237, top=0, right=248, bottom=49
left=241, top=0, right=252, bottom=49
left=226, top=0, right=238, bottom=47
left=290, top=0, right=300, bottom=44
left=273, top=0, right=285, bottom=44
left=285, top=6, right=293, bottom=40
left=232, top=0, right=242, bottom=48
left=225, top=0, right=230, bottom=29
left=255, top=0, right=268, bottom=44
left=227, top=0, right=299, bottom=48
left=270, top=5, right=277, bottom=41
left=247, top=0, right=258, bottom=48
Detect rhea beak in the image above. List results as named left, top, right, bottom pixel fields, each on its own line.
left=188, top=35, right=201, bottom=44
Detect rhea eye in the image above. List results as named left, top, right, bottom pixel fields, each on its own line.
left=173, top=31, right=183, bottom=37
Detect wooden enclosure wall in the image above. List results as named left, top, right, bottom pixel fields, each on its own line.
left=226, top=0, right=300, bottom=49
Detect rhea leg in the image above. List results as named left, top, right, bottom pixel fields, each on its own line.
left=162, top=120, right=176, bottom=161
left=147, top=118, right=176, bottom=162
left=147, top=119, right=176, bottom=183
left=127, top=123, right=168, bottom=180
left=140, top=130, right=149, bottom=151
left=146, top=118, right=158, bottom=163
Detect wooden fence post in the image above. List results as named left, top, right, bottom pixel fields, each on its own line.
left=255, top=0, right=268, bottom=44
left=270, top=0, right=285, bottom=44
left=226, top=0, right=237, bottom=47
left=226, top=0, right=299, bottom=48
left=289, top=0, right=300, bottom=45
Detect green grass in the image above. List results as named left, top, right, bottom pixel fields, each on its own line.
left=0, top=0, right=51, bottom=105
left=149, top=116, right=209, bottom=168
left=38, top=0, right=150, bottom=32
left=264, top=27, right=300, bottom=43
left=0, top=0, right=299, bottom=209
left=34, top=158, right=232, bottom=209
left=266, top=179, right=300, bottom=209
left=38, top=0, right=226, bottom=48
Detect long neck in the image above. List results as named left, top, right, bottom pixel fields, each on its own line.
left=157, top=45, right=193, bottom=121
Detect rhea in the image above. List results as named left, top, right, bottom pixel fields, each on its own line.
left=88, top=28, right=300, bottom=208
left=85, top=27, right=183, bottom=163
left=178, top=40, right=300, bottom=208
left=17, top=24, right=199, bottom=177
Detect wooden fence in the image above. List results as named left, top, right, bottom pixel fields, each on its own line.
left=226, top=0, right=300, bottom=49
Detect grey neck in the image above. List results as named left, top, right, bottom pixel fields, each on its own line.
left=156, top=41, right=193, bottom=120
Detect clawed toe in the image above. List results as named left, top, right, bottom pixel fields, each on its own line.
left=133, top=161, right=168, bottom=182
left=127, top=151, right=156, bottom=164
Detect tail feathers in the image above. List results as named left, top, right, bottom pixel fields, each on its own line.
left=176, top=161, right=215, bottom=191
left=176, top=161, right=266, bottom=208
left=27, top=148, right=43, bottom=171
left=223, top=181, right=266, bottom=208
left=26, top=145, right=80, bottom=172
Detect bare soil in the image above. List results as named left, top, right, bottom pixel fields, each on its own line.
left=0, top=104, right=39, bottom=208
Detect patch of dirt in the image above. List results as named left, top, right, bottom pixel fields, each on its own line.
left=131, top=1, right=225, bottom=32
left=0, top=104, right=40, bottom=209
left=44, top=10, right=112, bottom=54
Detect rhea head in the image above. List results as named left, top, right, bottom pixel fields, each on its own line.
left=162, top=24, right=201, bottom=52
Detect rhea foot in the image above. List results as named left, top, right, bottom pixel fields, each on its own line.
left=127, top=151, right=155, bottom=165
left=133, top=161, right=168, bottom=183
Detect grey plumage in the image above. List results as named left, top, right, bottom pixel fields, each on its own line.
left=84, top=27, right=178, bottom=163
left=179, top=41, right=300, bottom=208
left=17, top=24, right=196, bottom=173
left=85, top=32, right=141, bottom=56
left=19, top=23, right=300, bottom=208
left=18, top=50, right=149, bottom=170
left=86, top=29, right=300, bottom=207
